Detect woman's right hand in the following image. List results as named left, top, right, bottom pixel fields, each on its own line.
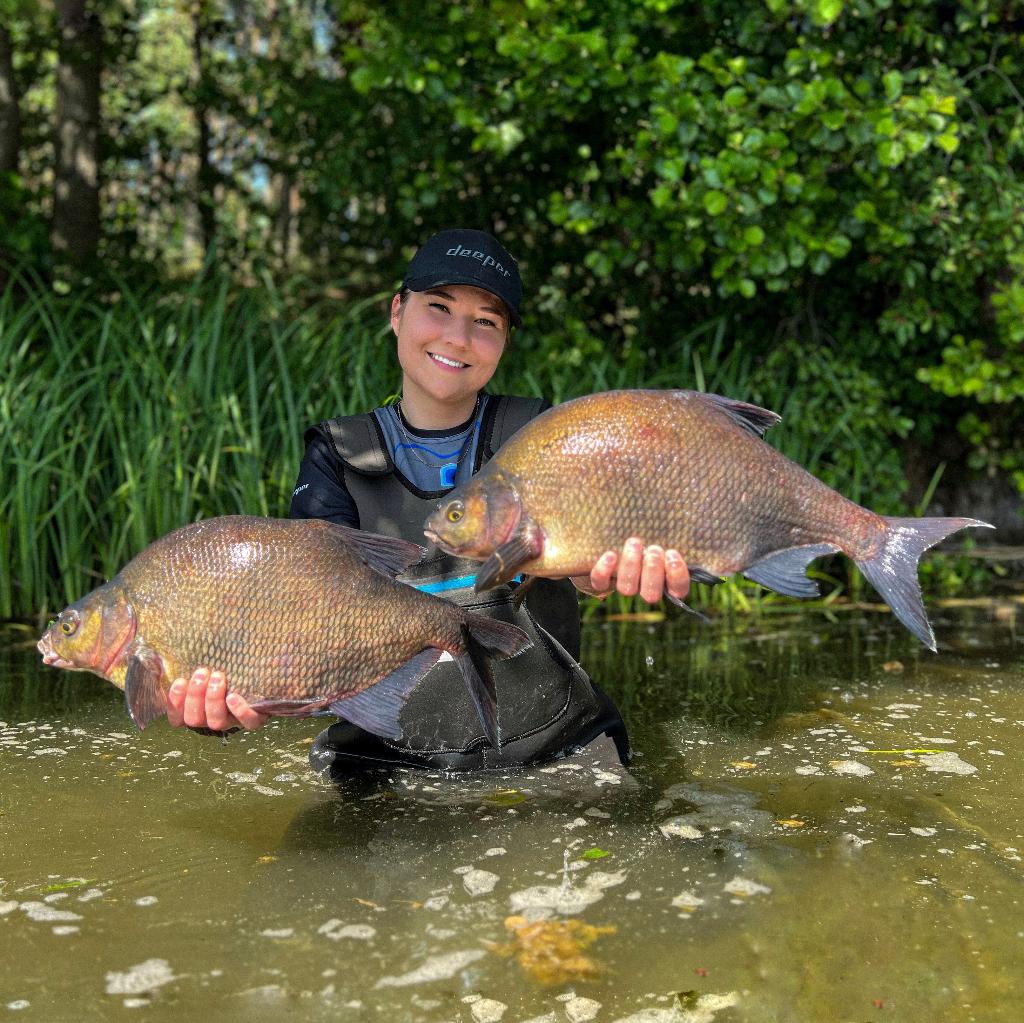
left=166, top=666, right=271, bottom=732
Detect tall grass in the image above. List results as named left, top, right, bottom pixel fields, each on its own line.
left=1, top=268, right=931, bottom=620
left=1, top=270, right=398, bottom=618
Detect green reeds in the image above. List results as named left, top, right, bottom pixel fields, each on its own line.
left=0, top=269, right=927, bottom=621
left=0, top=269, right=398, bottom=619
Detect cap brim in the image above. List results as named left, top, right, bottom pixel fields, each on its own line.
left=404, top=273, right=522, bottom=327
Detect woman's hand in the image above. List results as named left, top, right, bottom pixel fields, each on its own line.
left=166, top=667, right=270, bottom=732
left=576, top=537, right=691, bottom=605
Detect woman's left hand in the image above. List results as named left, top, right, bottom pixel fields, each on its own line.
left=576, top=537, right=691, bottom=605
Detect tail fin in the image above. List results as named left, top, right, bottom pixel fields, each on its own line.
left=855, top=517, right=992, bottom=651
left=455, top=616, right=532, bottom=750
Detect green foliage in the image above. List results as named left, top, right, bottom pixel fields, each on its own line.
left=325, top=0, right=1024, bottom=491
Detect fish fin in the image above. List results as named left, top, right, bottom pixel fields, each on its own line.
left=248, top=697, right=330, bottom=715
left=123, top=645, right=168, bottom=731
left=322, top=521, right=424, bottom=578
left=688, top=566, right=724, bottom=586
left=744, top=543, right=840, bottom=598
left=453, top=616, right=531, bottom=750
left=510, top=575, right=539, bottom=611
left=856, top=517, right=993, bottom=652
left=665, top=592, right=710, bottom=622
left=455, top=624, right=500, bottom=749
left=328, top=648, right=443, bottom=739
left=462, top=614, right=532, bottom=660
left=700, top=393, right=782, bottom=437
left=475, top=520, right=544, bottom=591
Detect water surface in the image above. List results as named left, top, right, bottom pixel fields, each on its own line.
left=1, top=605, right=1021, bottom=1022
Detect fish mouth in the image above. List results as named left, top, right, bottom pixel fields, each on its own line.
left=423, top=527, right=455, bottom=552
left=423, top=525, right=470, bottom=557
left=36, top=636, right=74, bottom=670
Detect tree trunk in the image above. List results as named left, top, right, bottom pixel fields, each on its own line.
left=192, top=5, right=216, bottom=257
left=0, top=23, right=21, bottom=178
left=52, top=0, right=101, bottom=268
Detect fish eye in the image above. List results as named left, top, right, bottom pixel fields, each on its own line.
left=59, top=611, right=79, bottom=636
left=446, top=501, right=465, bottom=523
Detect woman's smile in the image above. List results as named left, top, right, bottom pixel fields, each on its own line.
left=428, top=351, right=470, bottom=370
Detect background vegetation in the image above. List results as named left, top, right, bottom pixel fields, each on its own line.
left=2, top=0, right=1021, bottom=618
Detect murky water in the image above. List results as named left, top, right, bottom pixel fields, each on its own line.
left=2, top=604, right=1022, bottom=1022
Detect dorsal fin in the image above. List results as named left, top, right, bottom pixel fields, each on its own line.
left=316, top=520, right=423, bottom=577
left=701, top=393, right=781, bottom=437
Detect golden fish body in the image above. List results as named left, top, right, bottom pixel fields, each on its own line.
left=38, top=516, right=529, bottom=740
left=425, top=390, right=990, bottom=650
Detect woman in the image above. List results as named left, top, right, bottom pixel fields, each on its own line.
left=167, top=229, right=690, bottom=773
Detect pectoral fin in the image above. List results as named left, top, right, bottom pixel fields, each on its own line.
left=475, top=520, right=544, bottom=591
left=688, top=567, right=724, bottom=586
left=124, top=645, right=168, bottom=731
left=666, top=592, right=710, bottom=623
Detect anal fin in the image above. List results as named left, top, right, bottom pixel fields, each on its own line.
left=328, top=648, right=442, bottom=739
left=743, top=543, right=839, bottom=598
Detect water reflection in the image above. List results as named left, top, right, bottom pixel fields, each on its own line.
left=1, top=605, right=1021, bottom=1022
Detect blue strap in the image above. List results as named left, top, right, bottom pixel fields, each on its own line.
left=414, top=573, right=522, bottom=594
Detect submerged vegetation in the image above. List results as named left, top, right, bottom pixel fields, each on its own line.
left=1, top=269, right=988, bottom=621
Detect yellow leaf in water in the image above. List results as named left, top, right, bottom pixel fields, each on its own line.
left=730, top=761, right=756, bottom=771
left=485, top=788, right=527, bottom=807
left=296, top=737, right=315, bottom=746
left=605, top=611, right=665, bottom=623
left=776, top=819, right=805, bottom=828
left=882, top=660, right=904, bottom=673
left=494, top=915, right=616, bottom=985
left=257, top=855, right=277, bottom=864
left=354, top=898, right=382, bottom=910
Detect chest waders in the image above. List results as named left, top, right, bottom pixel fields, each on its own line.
left=306, top=395, right=630, bottom=774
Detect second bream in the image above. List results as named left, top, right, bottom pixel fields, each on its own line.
left=425, top=388, right=991, bottom=650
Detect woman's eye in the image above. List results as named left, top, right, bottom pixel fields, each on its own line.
left=476, top=318, right=497, bottom=328
left=428, top=302, right=450, bottom=314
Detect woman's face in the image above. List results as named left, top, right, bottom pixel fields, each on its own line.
left=391, top=284, right=508, bottom=411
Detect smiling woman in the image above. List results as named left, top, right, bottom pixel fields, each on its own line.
left=164, top=228, right=690, bottom=774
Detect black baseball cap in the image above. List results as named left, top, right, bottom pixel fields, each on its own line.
left=402, top=228, right=523, bottom=327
